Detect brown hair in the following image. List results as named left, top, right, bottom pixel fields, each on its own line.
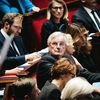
left=51, top=57, right=77, bottom=80
left=47, top=0, right=68, bottom=20
left=2, top=13, right=23, bottom=27
left=67, top=23, right=92, bottom=54
left=3, top=78, right=39, bottom=100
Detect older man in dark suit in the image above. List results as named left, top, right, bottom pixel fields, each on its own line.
left=36, top=32, right=100, bottom=90
left=72, top=0, right=100, bottom=72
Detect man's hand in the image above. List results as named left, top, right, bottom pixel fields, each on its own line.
left=5, top=67, right=24, bottom=75
left=25, top=52, right=41, bottom=64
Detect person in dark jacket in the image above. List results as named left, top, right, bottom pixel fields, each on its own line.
left=41, top=0, right=68, bottom=48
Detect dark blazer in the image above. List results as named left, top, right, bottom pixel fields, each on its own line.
left=36, top=52, right=100, bottom=90
left=39, top=81, right=61, bottom=100
left=72, top=7, right=100, bottom=33
left=73, top=51, right=97, bottom=73
left=0, top=31, right=28, bottom=73
left=41, top=18, right=68, bottom=48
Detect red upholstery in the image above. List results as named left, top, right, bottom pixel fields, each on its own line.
left=68, top=8, right=77, bottom=24
left=31, top=0, right=48, bottom=9
left=32, top=18, right=47, bottom=50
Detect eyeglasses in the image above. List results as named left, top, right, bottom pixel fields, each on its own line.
left=50, top=41, right=65, bottom=47
left=52, top=6, right=64, bottom=11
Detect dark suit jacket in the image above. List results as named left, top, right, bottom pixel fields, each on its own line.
left=72, top=7, right=100, bottom=33
left=41, top=18, right=68, bottom=48
left=39, top=81, right=61, bottom=100
left=0, top=31, right=28, bottom=75
left=72, top=7, right=100, bottom=44
left=36, top=53, right=100, bottom=90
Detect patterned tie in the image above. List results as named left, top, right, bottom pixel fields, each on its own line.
left=91, top=10, right=100, bottom=29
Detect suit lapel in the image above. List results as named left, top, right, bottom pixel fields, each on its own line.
left=0, top=31, right=16, bottom=56
left=81, top=7, right=98, bottom=31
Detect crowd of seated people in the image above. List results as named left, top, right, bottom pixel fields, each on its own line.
left=0, top=0, right=100, bottom=100
left=2, top=32, right=100, bottom=100
left=72, top=0, right=100, bottom=72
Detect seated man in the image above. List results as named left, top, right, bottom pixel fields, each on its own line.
left=0, top=13, right=41, bottom=76
left=36, top=31, right=100, bottom=90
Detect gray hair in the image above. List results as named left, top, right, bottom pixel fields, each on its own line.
left=61, top=77, right=94, bottom=100
left=47, top=31, right=73, bottom=46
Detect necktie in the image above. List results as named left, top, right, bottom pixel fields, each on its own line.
left=11, top=40, right=20, bottom=56
left=91, top=10, right=100, bottom=29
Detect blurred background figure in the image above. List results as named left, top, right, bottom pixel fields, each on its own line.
left=3, top=78, right=40, bottom=100
left=61, top=77, right=100, bottom=100
left=0, top=0, right=40, bottom=17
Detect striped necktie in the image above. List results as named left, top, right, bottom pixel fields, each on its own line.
left=91, top=10, right=100, bottom=29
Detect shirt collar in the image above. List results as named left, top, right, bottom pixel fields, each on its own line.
left=83, top=7, right=92, bottom=13
left=1, top=29, right=10, bottom=39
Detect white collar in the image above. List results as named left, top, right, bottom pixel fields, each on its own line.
left=83, top=7, right=92, bottom=13
left=1, top=29, right=10, bottom=39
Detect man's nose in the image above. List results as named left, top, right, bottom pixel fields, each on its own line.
left=18, top=29, right=21, bottom=33
left=56, top=43, right=60, bottom=48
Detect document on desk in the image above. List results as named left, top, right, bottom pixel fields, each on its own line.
left=0, top=34, right=14, bottom=66
left=17, top=57, right=41, bottom=71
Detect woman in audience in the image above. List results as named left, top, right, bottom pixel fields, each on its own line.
left=61, top=77, right=100, bottom=100
left=67, top=23, right=98, bottom=73
left=39, top=57, right=78, bottom=100
left=3, top=78, right=40, bottom=100
left=41, top=0, right=68, bottom=48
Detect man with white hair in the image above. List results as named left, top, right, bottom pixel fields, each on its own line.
left=36, top=31, right=100, bottom=90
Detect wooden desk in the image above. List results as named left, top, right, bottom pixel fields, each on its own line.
left=0, top=75, right=18, bottom=88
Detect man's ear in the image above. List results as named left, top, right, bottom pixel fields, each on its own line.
left=5, top=22, right=10, bottom=30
